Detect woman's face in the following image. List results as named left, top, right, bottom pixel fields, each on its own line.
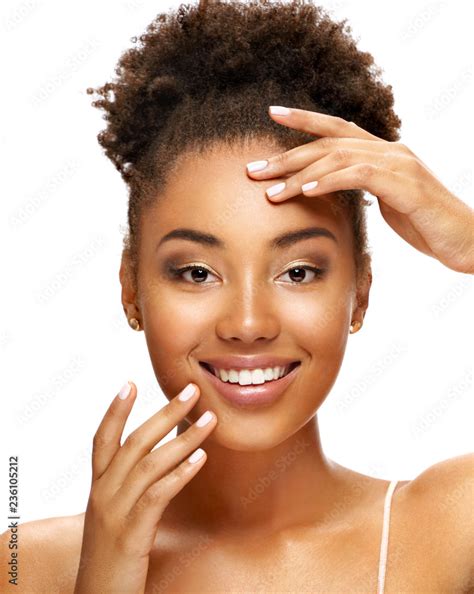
left=124, top=141, right=370, bottom=451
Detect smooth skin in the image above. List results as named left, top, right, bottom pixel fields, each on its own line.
left=253, top=106, right=474, bottom=274
left=73, top=381, right=216, bottom=594
left=1, top=108, right=473, bottom=593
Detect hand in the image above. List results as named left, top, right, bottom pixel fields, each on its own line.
left=74, top=381, right=217, bottom=594
left=246, top=106, right=474, bottom=274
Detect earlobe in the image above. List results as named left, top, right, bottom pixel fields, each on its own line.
left=119, top=251, right=140, bottom=328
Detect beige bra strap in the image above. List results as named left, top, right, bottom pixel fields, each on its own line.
left=377, top=479, right=399, bottom=594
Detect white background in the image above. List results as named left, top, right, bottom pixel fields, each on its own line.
left=0, top=0, right=472, bottom=526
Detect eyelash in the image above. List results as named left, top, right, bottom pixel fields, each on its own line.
left=167, top=263, right=327, bottom=285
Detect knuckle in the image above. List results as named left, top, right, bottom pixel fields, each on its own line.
left=161, top=401, right=176, bottom=421
left=318, top=136, right=334, bottom=150
left=333, top=148, right=349, bottom=164
left=123, top=430, right=145, bottom=451
left=138, top=454, right=155, bottom=475
left=88, top=488, right=103, bottom=513
left=142, top=482, right=167, bottom=507
left=273, top=152, right=288, bottom=169
left=177, top=427, right=195, bottom=447
left=393, top=141, right=413, bottom=156
left=355, top=163, right=376, bottom=181
left=92, top=431, right=109, bottom=454
left=408, top=156, right=424, bottom=174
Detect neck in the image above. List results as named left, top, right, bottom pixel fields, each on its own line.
left=165, top=416, right=342, bottom=537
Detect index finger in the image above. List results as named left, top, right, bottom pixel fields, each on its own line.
left=268, top=106, right=384, bottom=142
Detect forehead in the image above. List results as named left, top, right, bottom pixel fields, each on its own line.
left=141, top=142, right=353, bottom=253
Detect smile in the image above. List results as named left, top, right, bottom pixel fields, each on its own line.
left=199, top=361, right=300, bottom=385
left=198, top=360, right=302, bottom=409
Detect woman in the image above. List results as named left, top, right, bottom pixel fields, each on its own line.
left=3, top=1, right=472, bottom=592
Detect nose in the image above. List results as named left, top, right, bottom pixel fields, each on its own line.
left=215, top=279, right=280, bottom=343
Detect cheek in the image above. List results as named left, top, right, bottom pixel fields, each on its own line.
left=141, top=290, right=210, bottom=397
left=282, top=290, right=351, bottom=412
left=284, top=286, right=351, bottom=358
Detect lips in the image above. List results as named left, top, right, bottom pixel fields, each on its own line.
left=198, top=359, right=302, bottom=409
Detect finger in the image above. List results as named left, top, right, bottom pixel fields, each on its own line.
left=264, top=148, right=401, bottom=202
left=268, top=106, right=384, bottom=141
left=122, top=446, right=208, bottom=543
left=115, top=409, right=217, bottom=517
left=98, top=382, right=202, bottom=492
left=247, top=137, right=392, bottom=181
left=92, top=381, right=137, bottom=481
left=298, top=163, right=421, bottom=215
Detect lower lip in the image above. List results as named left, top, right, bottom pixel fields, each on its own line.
left=199, top=363, right=301, bottom=409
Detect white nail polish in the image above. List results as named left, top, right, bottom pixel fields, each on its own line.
left=301, top=181, right=318, bottom=192
left=266, top=182, right=286, bottom=197
left=178, top=383, right=196, bottom=402
left=189, top=448, right=205, bottom=464
left=196, top=410, right=213, bottom=427
left=246, top=160, right=268, bottom=173
left=269, top=106, right=290, bottom=116
left=118, top=381, right=132, bottom=400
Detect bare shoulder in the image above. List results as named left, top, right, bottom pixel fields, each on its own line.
left=403, top=453, right=474, bottom=590
left=0, top=513, right=84, bottom=594
left=406, top=452, right=474, bottom=521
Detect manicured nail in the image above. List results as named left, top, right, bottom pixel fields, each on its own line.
left=246, top=160, right=268, bottom=173
left=118, top=381, right=132, bottom=400
left=266, top=182, right=286, bottom=198
left=178, top=383, right=197, bottom=402
left=269, top=106, right=290, bottom=116
left=196, top=410, right=214, bottom=427
left=301, top=181, right=318, bottom=192
left=188, top=448, right=205, bottom=464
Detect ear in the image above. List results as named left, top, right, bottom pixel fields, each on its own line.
left=119, top=250, right=140, bottom=322
left=353, top=266, right=372, bottom=324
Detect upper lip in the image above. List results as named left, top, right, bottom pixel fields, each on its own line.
left=199, top=356, right=301, bottom=371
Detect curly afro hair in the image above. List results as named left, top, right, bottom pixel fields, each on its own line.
left=86, top=0, right=401, bottom=287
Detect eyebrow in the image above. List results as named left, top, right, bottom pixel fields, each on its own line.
left=157, top=226, right=338, bottom=250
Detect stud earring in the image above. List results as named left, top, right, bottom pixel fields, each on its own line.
left=128, top=317, right=141, bottom=331
left=350, top=321, right=362, bottom=334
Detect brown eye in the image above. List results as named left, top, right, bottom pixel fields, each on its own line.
left=167, top=264, right=218, bottom=284
left=279, top=265, right=326, bottom=284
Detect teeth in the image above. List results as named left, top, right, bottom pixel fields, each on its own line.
left=209, top=365, right=292, bottom=385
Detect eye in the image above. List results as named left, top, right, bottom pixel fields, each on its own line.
left=277, top=265, right=326, bottom=284
left=167, top=264, right=219, bottom=284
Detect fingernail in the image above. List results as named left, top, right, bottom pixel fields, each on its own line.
left=178, top=383, right=197, bottom=402
left=118, top=381, right=132, bottom=400
left=196, top=410, right=214, bottom=427
left=189, top=448, right=205, bottom=464
left=301, top=181, right=318, bottom=192
left=266, top=182, right=286, bottom=198
left=269, top=105, right=290, bottom=116
left=246, top=160, right=268, bottom=173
